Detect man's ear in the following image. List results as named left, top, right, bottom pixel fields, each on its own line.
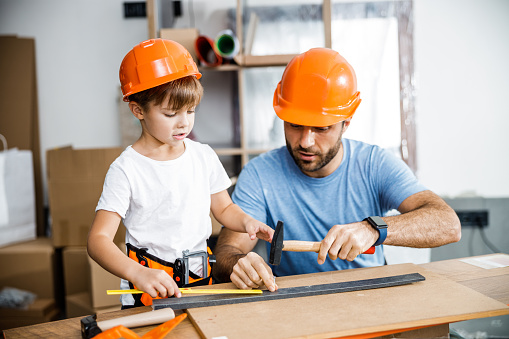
left=342, top=118, right=352, bottom=132
left=129, top=102, right=144, bottom=120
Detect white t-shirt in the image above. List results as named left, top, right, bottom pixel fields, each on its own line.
left=96, top=139, right=231, bottom=305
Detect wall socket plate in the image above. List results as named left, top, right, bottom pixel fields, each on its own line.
left=124, top=2, right=146, bottom=18
left=456, top=210, right=489, bottom=227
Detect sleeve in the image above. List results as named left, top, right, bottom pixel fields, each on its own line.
left=205, top=145, right=232, bottom=194
left=373, top=148, right=427, bottom=212
left=231, top=162, right=269, bottom=224
left=95, top=163, right=131, bottom=218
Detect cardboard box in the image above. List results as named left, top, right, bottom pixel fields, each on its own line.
left=0, top=36, right=44, bottom=237
left=0, top=238, right=55, bottom=299
left=160, top=28, right=199, bottom=63
left=210, top=212, right=222, bottom=236
left=66, top=292, right=120, bottom=318
left=62, top=246, right=123, bottom=310
left=0, top=298, right=60, bottom=331
left=88, top=255, right=123, bottom=309
left=46, top=146, right=125, bottom=247
left=62, top=247, right=89, bottom=296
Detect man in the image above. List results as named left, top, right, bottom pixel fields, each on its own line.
left=212, top=48, right=461, bottom=292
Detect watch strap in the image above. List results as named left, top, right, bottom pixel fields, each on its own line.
left=364, top=216, right=387, bottom=246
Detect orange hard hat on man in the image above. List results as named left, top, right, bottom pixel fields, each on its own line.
left=273, top=48, right=361, bottom=127
left=120, top=39, right=201, bottom=102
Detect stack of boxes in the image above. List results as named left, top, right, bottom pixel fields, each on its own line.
left=47, top=146, right=125, bottom=318
left=0, top=238, right=59, bottom=330
left=0, top=146, right=125, bottom=331
left=0, top=35, right=126, bottom=331
left=0, top=35, right=55, bottom=332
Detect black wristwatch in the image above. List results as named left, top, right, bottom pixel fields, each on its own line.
left=364, top=216, right=388, bottom=246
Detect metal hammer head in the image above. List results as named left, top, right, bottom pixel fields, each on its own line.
left=81, top=314, right=102, bottom=339
left=269, top=220, right=284, bottom=265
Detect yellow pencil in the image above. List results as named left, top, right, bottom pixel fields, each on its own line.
left=106, top=288, right=263, bottom=295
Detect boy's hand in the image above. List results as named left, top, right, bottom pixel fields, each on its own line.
left=132, top=266, right=182, bottom=298
left=245, top=220, right=274, bottom=242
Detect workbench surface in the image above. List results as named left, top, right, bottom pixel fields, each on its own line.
left=3, top=254, right=509, bottom=339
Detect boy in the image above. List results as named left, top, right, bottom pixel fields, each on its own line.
left=87, top=39, right=273, bottom=308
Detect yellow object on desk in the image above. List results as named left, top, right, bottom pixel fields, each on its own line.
left=107, top=288, right=263, bottom=295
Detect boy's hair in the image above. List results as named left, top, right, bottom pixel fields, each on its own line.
left=128, top=76, right=203, bottom=112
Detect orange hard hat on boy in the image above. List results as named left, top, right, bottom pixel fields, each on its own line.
left=120, top=39, right=202, bottom=102
left=273, top=48, right=361, bottom=127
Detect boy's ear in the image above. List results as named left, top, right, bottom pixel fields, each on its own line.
left=129, top=102, right=144, bottom=120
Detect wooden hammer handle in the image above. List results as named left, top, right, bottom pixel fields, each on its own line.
left=283, top=240, right=376, bottom=254
left=283, top=240, right=321, bottom=252
left=98, top=308, right=175, bottom=331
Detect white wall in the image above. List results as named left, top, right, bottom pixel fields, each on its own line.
left=0, top=0, right=148, bottom=204
left=1, top=0, right=508, bottom=202
left=414, top=0, right=509, bottom=198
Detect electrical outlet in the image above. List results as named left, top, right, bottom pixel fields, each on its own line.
left=124, top=2, right=146, bottom=18
left=456, top=210, right=488, bottom=227
left=173, top=0, right=182, bottom=17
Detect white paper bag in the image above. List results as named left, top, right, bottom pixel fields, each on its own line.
left=0, top=134, right=36, bottom=247
left=0, top=134, right=8, bottom=227
left=0, top=150, right=8, bottom=226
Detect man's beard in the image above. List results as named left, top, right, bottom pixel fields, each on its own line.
left=286, top=135, right=343, bottom=174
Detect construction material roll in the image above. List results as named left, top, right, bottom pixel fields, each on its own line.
left=195, top=35, right=222, bottom=67
left=214, top=29, right=239, bottom=59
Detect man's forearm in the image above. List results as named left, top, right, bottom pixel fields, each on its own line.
left=212, top=228, right=259, bottom=282
left=212, top=243, right=246, bottom=282
left=384, top=191, right=461, bottom=248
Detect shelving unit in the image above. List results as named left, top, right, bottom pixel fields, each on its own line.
left=145, top=0, right=417, bottom=174
left=145, top=1, right=313, bottom=175
left=188, top=0, right=329, bottom=170
left=205, top=64, right=290, bottom=166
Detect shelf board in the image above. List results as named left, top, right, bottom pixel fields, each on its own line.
left=214, top=148, right=243, bottom=156
left=199, top=64, right=240, bottom=72
left=244, top=148, right=274, bottom=154
left=213, top=148, right=275, bottom=156
left=236, top=54, right=297, bottom=67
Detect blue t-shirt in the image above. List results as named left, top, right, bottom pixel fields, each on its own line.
left=232, top=138, right=427, bottom=276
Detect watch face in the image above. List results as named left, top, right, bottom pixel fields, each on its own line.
left=370, top=216, right=388, bottom=228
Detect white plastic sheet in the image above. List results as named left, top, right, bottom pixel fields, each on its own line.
left=0, top=134, right=8, bottom=227
left=0, top=134, right=36, bottom=247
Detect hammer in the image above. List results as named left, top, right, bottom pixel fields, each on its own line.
left=81, top=308, right=175, bottom=338
left=269, top=220, right=375, bottom=265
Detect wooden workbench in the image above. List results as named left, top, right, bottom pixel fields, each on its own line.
left=3, top=254, right=509, bottom=339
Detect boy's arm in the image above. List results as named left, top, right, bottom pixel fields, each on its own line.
left=87, top=210, right=181, bottom=298
left=210, top=190, right=273, bottom=242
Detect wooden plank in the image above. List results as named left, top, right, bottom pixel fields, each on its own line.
left=2, top=307, right=200, bottom=339
left=421, top=253, right=509, bottom=304
left=241, top=54, right=296, bottom=66
left=421, top=254, right=509, bottom=283
left=187, top=263, right=509, bottom=339
left=4, top=257, right=509, bottom=338
left=460, top=274, right=509, bottom=305
left=323, top=0, right=331, bottom=49
left=146, top=0, right=157, bottom=39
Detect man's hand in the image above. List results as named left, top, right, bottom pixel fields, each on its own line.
left=317, top=221, right=378, bottom=264
left=230, top=252, right=278, bottom=292
left=130, top=265, right=182, bottom=298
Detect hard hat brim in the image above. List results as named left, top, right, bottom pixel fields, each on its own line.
left=273, top=85, right=361, bottom=127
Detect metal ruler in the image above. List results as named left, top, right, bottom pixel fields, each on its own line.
left=152, top=272, right=425, bottom=310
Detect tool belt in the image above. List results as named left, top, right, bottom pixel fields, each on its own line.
left=126, top=243, right=213, bottom=307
